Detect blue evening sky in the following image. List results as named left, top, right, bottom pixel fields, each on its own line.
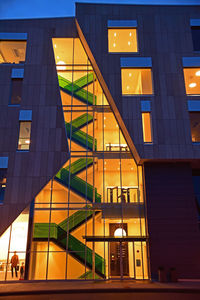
left=0, top=0, right=199, bottom=20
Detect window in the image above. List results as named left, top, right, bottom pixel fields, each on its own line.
left=142, top=113, right=152, bottom=143
left=183, top=68, right=200, bottom=95
left=108, top=28, right=138, bottom=53
left=10, top=79, right=23, bottom=105
left=18, top=122, right=31, bottom=150
left=0, top=169, right=7, bottom=204
left=191, top=27, right=200, bottom=52
left=189, top=112, right=200, bottom=142
left=0, top=41, right=27, bottom=64
left=121, top=68, right=153, bottom=95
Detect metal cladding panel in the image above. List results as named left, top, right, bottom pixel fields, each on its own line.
left=76, top=3, right=200, bottom=161
left=0, top=32, right=28, bottom=40
left=0, top=17, right=76, bottom=235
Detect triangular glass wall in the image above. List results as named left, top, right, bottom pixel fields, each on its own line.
left=0, top=37, right=149, bottom=281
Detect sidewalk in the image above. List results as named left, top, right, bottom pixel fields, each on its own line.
left=0, top=280, right=200, bottom=297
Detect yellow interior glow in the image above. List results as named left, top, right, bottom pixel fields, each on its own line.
left=142, top=113, right=152, bottom=143
left=121, top=68, right=153, bottom=95
left=108, top=28, right=137, bottom=52
left=183, top=68, right=200, bottom=94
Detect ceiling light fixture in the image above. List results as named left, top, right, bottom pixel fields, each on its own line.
left=128, top=41, right=131, bottom=46
left=196, top=70, right=200, bottom=76
left=129, top=32, right=132, bottom=37
left=113, top=43, right=116, bottom=47
left=114, top=32, right=117, bottom=37
left=189, top=83, right=197, bottom=88
left=54, top=44, right=57, bottom=48
left=127, top=86, right=130, bottom=90
left=129, top=73, right=132, bottom=77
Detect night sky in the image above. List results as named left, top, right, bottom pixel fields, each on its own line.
left=0, top=0, right=200, bottom=20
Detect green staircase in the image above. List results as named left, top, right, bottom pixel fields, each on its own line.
left=65, top=123, right=96, bottom=151
left=33, top=218, right=105, bottom=278
left=58, top=74, right=96, bottom=105
left=65, top=158, right=93, bottom=175
left=55, top=168, right=101, bottom=203
left=71, top=113, right=93, bottom=131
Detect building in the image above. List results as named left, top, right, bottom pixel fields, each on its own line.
left=0, top=2, right=200, bottom=281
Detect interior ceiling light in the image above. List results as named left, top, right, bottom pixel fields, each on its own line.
left=56, top=61, right=67, bottom=71
left=128, top=41, right=131, bottom=46
left=196, top=70, right=200, bottom=76
left=25, top=140, right=30, bottom=144
left=127, top=86, right=130, bottom=90
left=57, top=56, right=59, bottom=59
left=189, top=83, right=197, bottom=88
left=54, top=44, right=57, bottom=48
left=114, top=32, right=117, bottom=37
left=129, top=73, right=132, bottom=77
left=113, top=43, right=116, bottom=47
left=129, top=32, right=132, bottom=36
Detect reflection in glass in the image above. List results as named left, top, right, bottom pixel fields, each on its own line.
left=189, top=112, right=200, bottom=142
left=18, top=121, right=31, bottom=150
left=0, top=41, right=27, bottom=64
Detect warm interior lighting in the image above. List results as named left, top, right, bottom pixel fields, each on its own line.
left=54, top=44, right=57, bottom=48
left=142, top=113, right=152, bottom=143
left=0, top=41, right=27, bottom=64
left=121, top=68, right=153, bottom=95
left=183, top=68, right=200, bottom=94
left=108, top=28, right=137, bottom=52
left=25, top=140, right=30, bottom=144
left=189, top=83, right=197, bottom=88
left=56, top=61, right=67, bottom=71
left=196, top=70, right=200, bottom=76
left=114, top=228, right=127, bottom=237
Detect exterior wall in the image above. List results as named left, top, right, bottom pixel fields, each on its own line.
left=144, top=162, right=200, bottom=278
left=0, top=18, right=77, bottom=235
left=76, top=3, right=200, bottom=161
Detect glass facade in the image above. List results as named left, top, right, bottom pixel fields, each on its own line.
left=142, top=113, right=152, bottom=143
left=189, top=112, right=200, bottom=142
left=0, top=37, right=149, bottom=281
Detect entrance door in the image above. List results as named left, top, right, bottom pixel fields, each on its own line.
left=109, top=224, right=129, bottom=277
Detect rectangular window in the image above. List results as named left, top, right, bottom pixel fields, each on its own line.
left=191, top=27, right=200, bottom=52
left=121, top=68, right=153, bottom=95
left=18, top=121, right=31, bottom=150
left=0, top=40, right=27, bottom=64
left=183, top=68, right=200, bottom=95
left=10, top=79, right=23, bottom=105
left=189, top=112, right=200, bottom=142
left=142, top=113, right=152, bottom=143
left=108, top=28, right=138, bottom=53
left=0, top=169, right=7, bottom=204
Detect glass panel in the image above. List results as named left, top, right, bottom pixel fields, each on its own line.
left=108, top=28, right=138, bottom=53
left=52, top=38, right=73, bottom=66
left=183, top=68, right=200, bottom=95
left=0, top=227, right=10, bottom=281
left=142, top=113, right=152, bottom=143
left=191, top=27, right=200, bottom=52
left=10, top=79, right=23, bottom=105
left=189, top=112, right=200, bottom=142
left=121, top=68, right=153, bottom=95
left=47, top=251, right=66, bottom=280
left=29, top=252, right=47, bottom=280
left=0, top=41, right=27, bottom=64
left=18, top=121, right=31, bottom=150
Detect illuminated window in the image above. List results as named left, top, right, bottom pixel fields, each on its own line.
left=142, top=113, right=152, bottom=143
left=18, top=122, right=31, bottom=150
left=0, top=41, right=27, bottom=64
left=10, top=79, right=23, bottom=105
left=0, top=169, right=7, bottom=204
left=108, top=28, right=138, bottom=53
left=183, top=68, right=200, bottom=95
left=189, top=112, right=200, bottom=142
left=191, top=27, right=200, bottom=52
left=121, top=68, right=153, bottom=95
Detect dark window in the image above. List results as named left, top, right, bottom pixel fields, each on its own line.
left=191, top=27, right=200, bottom=52
left=10, top=78, right=23, bottom=105
left=189, top=112, right=200, bottom=142
left=0, top=169, right=7, bottom=204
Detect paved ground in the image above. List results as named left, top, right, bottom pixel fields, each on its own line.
left=0, top=280, right=200, bottom=300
